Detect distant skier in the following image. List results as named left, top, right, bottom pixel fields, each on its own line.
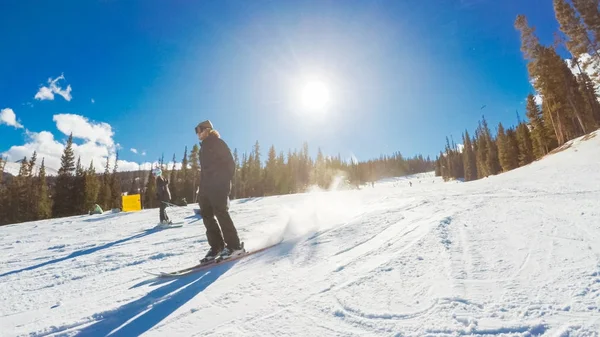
left=153, top=167, right=172, bottom=225
left=195, top=120, right=244, bottom=262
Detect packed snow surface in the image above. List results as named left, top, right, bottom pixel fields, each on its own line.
left=2, top=132, right=600, bottom=336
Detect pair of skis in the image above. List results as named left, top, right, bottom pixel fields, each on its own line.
left=145, top=241, right=282, bottom=278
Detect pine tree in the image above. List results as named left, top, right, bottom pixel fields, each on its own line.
left=264, top=145, right=277, bottom=195
left=276, top=151, right=288, bottom=194
left=0, top=156, right=4, bottom=184
left=515, top=16, right=573, bottom=146
left=314, top=147, right=328, bottom=188
left=516, top=122, right=534, bottom=166
left=232, top=148, right=240, bottom=199
left=128, top=172, right=138, bottom=196
left=554, top=0, right=598, bottom=66
left=286, top=150, right=298, bottom=193
left=299, top=142, right=312, bottom=189
left=434, top=155, right=442, bottom=177
left=506, top=127, right=520, bottom=170
left=474, top=122, right=488, bottom=177
left=480, top=116, right=501, bottom=175
left=6, top=158, right=29, bottom=223
left=240, top=152, right=249, bottom=197
left=36, top=158, right=52, bottom=220
left=557, top=51, right=596, bottom=135
left=169, top=153, right=178, bottom=203
left=251, top=141, right=263, bottom=196
left=144, top=167, right=157, bottom=209
left=571, top=0, right=600, bottom=73
left=470, top=136, right=480, bottom=178
left=99, top=158, right=112, bottom=210
left=0, top=157, right=5, bottom=225
left=52, top=134, right=76, bottom=217
left=25, top=151, right=38, bottom=221
left=189, top=144, right=200, bottom=202
left=84, top=161, right=100, bottom=212
left=462, top=131, right=477, bottom=181
left=496, top=123, right=507, bottom=171
left=525, top=94, right=551, bottom=158
left=577, top=72, right=600, bottom=124
left=180, top=146, right=190, bottom=201
left=73, top=157, right=86, bottom=214
left=110, top=153, right=122, bottom=210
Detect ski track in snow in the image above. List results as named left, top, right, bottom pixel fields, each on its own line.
left=1, top=132, right=600, bottom=336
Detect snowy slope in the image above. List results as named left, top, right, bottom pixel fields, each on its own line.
left=1, top=132, right=600, bottom=336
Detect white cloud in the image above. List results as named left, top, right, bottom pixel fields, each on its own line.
left=0, top=108, right=24, bottom=129
left=534, top=94, right=543, bottom=106
left=456, top=144, right=464, bottom=153
left=34, top=74, right=72, bottom=101
left=53, top=114, right=114, bottom=146
left=1, top=113, right=152, bottom=174
left=142, top=151, right=147, bottom=156
left=91, top=98, right=95, bottom=104
left=3, top=130, right=69, bottom=173
left=130, top=148, right=138, bottom=154
left=117, top=160, right=145, bottom=172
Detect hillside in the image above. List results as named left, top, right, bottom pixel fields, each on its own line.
left=1, top=131, right=599, bottom=336
left=2, top=161, right=59, bottom=177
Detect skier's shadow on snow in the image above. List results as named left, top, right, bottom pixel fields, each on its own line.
left=73, top=262, right=237, bottom=337
left=0, top=228, right=163, bottom=278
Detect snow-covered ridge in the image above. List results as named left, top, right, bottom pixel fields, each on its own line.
left=2, top=160, right=59, bottom=177
left=1, top=130, right=599, bottom=336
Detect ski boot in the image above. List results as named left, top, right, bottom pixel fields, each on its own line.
left=200, top=247, right=223, bottom=264
left=217, top=242, right=245, bottom=261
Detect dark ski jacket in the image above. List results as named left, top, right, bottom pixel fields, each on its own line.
left=156, top=176, right=172, bottom=202
left=199, top=133, right=235, bottom=196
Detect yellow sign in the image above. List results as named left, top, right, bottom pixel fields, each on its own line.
left=122, top=194, right=142, bottom=212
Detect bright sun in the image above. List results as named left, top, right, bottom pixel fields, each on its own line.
left=300, top=80, right=330, bottom=111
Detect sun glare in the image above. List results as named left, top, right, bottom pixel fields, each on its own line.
left=300, top=80, right=330, bottom=111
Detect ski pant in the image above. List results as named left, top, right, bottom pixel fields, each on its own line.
left=159, top=202, right=169, bottom=222
left=198, top=192, right=240, bottom=251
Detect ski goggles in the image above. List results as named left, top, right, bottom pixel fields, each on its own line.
left=195, top=125, right=207, bottom=134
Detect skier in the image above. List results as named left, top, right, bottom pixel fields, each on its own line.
left=153, top=167, right=172, bottom=225
left=195, top=120, right=244, bottom=262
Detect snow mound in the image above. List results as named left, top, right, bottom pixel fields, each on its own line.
left=1, top=131, right=600, bottom=336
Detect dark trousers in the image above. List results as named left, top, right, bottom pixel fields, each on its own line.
left=159, top=202, right=169, bottom=222
left=199, top=193, right=240, bottom=250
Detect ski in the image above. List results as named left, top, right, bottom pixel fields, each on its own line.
left=152, top=221, right=184, bottom=230
left=145, top=240, right=283, bottom=278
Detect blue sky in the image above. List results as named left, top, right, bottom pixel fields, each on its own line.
left=0, top=0, right=565, bottom=171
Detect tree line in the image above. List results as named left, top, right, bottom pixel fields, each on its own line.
left=0, top=134, right=123, bottom=226
left=0, top=137, right=433, bottom=226
left=436, top=0, right=600, bottom=181
left=147, top=141, right=432, bottom=204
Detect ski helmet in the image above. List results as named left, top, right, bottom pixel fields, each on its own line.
left=195, top=120, right=213, bottom=134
